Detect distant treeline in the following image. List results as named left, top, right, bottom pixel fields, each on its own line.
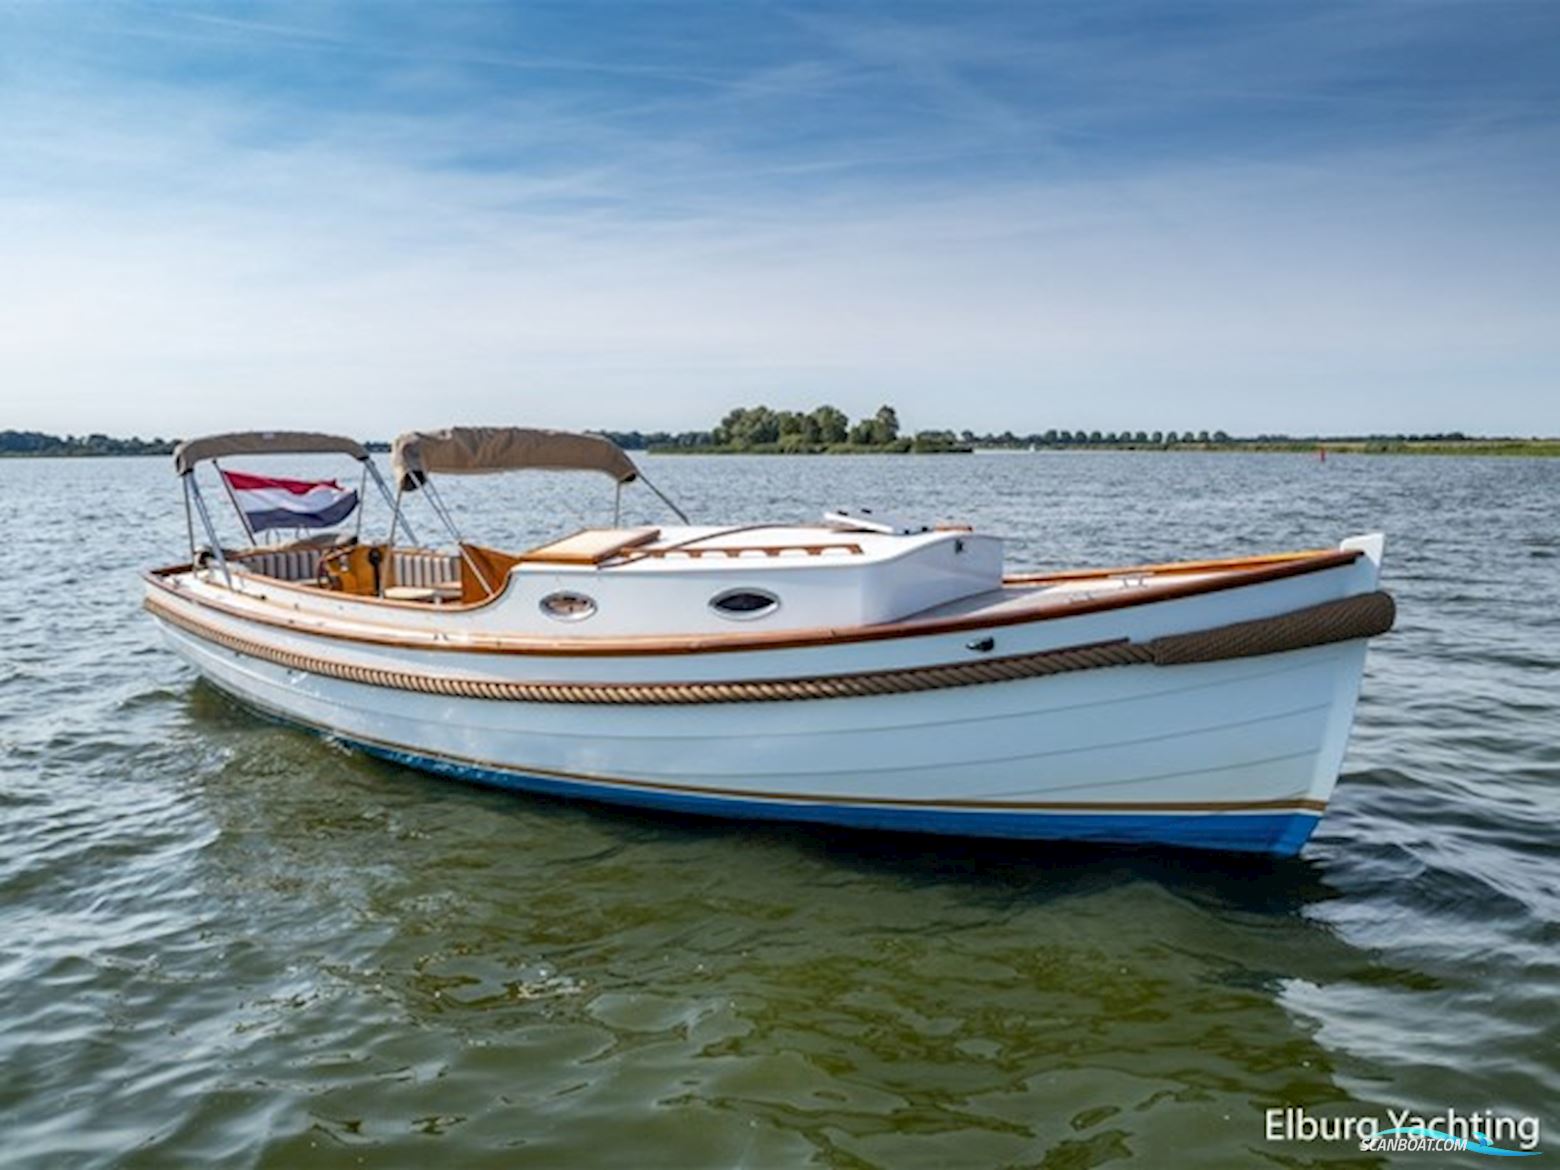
left=600, top=404, right=970, bottom=453
left=4, top=421, right=1552, bottom=461
left=593, top=406, right=1511, bottom=455
left=0, top=430, right=175, bottom=457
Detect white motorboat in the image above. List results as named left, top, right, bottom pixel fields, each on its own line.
left=143, top=427, right=1395, bottom=856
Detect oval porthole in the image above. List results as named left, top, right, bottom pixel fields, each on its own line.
left=710, top=587, right=780, bottom=620
left=539, top=591, right=597, bottom=621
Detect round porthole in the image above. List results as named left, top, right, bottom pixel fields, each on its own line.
left=710, top=587, right=780, bottom=620
left=539, top=591, right=597, bottom=621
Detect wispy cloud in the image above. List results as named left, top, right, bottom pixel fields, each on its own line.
left=0, top=0, right=1556, bottom=436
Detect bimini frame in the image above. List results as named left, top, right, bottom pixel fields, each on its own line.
left=385, top=425, right=689, bottom=594
left=172, top=430, right=413, bottom=586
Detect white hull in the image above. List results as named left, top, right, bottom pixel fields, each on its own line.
left=145, top=537, right=1387, bottom=856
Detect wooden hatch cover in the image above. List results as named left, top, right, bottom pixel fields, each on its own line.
left=516, top=527, right=661, bottom=566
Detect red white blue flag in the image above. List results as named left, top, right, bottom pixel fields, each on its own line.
left=220, top=469, right=359, bottom=533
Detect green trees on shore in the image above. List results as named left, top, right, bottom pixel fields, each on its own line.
left=706, top=404, right=905, bottom=450
left=0, top=430, right=174, bottom=457
left=601, top=405, right=1247, bottom=453
left=598, top=406, right=1497, bottom=455
left=602, top=404, right=935, bottom=453
left=595, top=406, right=1520, bottom=455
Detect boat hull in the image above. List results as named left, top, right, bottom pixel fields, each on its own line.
left=267, top=715, right=1325, bottom=855
left=150, top=599, right=1373, bottom=856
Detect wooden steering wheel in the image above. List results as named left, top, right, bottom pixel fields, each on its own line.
left=316, top=548, right=352, bottom=591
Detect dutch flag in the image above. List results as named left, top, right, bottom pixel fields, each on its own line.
left=220, top=469, right=359, bottom=534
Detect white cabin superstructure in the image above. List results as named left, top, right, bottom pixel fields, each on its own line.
left=502, top=524, right=1006, bottom=636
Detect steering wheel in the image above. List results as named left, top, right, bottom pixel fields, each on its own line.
left=316, top=548, right=351, bottom=591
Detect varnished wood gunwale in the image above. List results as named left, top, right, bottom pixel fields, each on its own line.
left=141, top=547, right=1362, bottom=658
left=1004, top=548, right=1337, bottom=583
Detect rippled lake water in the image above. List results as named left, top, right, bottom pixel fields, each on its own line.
left=1, top=452, right=1556, bottom=1168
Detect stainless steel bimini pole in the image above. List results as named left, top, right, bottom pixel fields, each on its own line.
left=181, top=476, right=196, bottom=559
left=363, top=457, right=417, bottom=546
left=423, top=476, right=494, bottom=595
left=386, top=482, right=406, bottom=547
left=183, top=470, right=233, bottom=587
left=635, top=471, right=690, bottom=524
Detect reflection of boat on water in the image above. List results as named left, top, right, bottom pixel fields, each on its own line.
left=144, top=426, right=1394, bottom=856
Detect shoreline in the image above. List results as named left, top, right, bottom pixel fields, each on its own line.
left=4, top=440, right=1557, bottom=460
left=646, top=440, right=1560, bottom=457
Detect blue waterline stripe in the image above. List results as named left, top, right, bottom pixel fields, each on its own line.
left=194, top=674, right=1320, bottom=856
left=357, top=738, right=1322, bottom=856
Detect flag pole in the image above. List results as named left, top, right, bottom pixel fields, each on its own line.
left=212, top=459, right=258, bottom=546
left=353, top=463, right=368, bottom=541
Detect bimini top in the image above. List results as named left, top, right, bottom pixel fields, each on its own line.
left=391, top=426, right=639, bottom=491
left=173, top=431, right=369, bottom=476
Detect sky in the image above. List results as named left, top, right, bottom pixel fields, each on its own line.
left=2, top=0, right=1557, bottom=439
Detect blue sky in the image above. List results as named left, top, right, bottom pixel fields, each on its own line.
left=2, top=1, right=1557, bottom=437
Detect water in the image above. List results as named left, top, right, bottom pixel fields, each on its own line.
left=1, top=452, right=1555, bottom=1168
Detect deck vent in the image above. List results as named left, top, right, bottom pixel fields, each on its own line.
left=710, top=588, right=780, bottom=620
left=539, top=591, right=597, bottom=621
